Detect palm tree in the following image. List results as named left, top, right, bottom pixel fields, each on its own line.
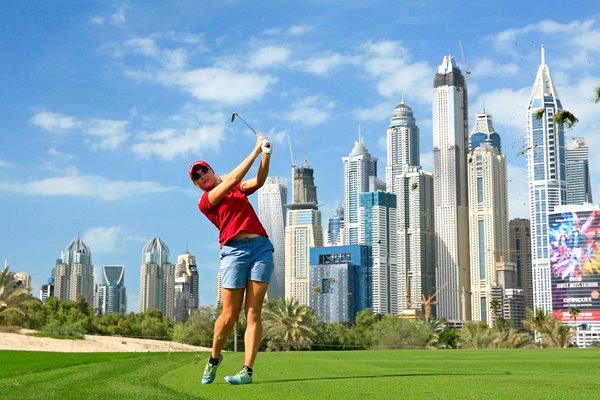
left=594, top=86, right=600, bottom=103
left=262, top=298, right=317, bottom=351
left=0, top=266, right=38, bottom=321
left=490, top=298, right=502, bottom=326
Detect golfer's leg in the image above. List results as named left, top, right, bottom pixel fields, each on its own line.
left=243, top=280, right=269, bottom=367
left=212, top=288, right=245, bottom=358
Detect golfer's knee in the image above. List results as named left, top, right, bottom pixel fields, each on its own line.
left=246, top=308, right=262, bottom=326
left=218, top=312, right=238, bottom=331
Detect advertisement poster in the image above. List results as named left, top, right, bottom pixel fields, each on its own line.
left=549, top=210, right=600, bottom=322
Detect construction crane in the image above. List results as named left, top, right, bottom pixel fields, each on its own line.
left=420, top=282, right=448, bottom=321
left=459, top=40, right=472, bottom=84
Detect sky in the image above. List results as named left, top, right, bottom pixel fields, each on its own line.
left=1, top=1, right=600, bottom=311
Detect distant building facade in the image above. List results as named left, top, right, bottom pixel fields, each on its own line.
left=54, top=236, right=95, bottom=304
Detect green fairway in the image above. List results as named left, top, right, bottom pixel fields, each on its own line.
left=2, top=349, right=599, bottom=399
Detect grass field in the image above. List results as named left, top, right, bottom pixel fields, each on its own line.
left=1, top=349, right=599, bottom=399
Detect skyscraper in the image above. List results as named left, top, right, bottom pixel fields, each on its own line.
left=432, top=55, right=470, bottom=321
left=139, top=235, right=176, bottom=318
left=565, top=137, right=592, bottom=205
left=325, top=206, right=345, bottom=247
left=359, top=191, right=397, bottom=315
left=386, top=100, right=435, bottom=315
left=96, top=265, right=126, bottom=315
left=258, top=176, right=288, bottom=299
left=309, top=244, right=372, bottom=323
left=174, top=251, right=199, bottom=322
left=467, top=111, right=509, bottom=325
left=342, top=139, right=377, bottom=245
left=54, top=236, right=95, bottom=304
left=527, top=46, right=567, bottom=313
left=509, top=218, right=533, bottom=310
left=285, top=162, right=323, bottom=305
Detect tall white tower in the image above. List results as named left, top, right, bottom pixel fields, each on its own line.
left=432, top=55, right=470, bottom=321
left=386, top=100, right=435, bottom=314
left=527, top=45, right=567, bottom=313
left=467, top=111, right=509, bottom=325
left=258, top=176, right=288, bottom=299
left=565, top=137, right=592, bottom=205
left=342, top=139, right=377, bottom=245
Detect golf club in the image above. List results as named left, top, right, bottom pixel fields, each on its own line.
left=231, top=112, right=258, bottom=136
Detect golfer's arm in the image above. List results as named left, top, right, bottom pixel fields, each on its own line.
left=208, top=147, right=261, bottom=205
left=241, top=153, right=271, bottom=195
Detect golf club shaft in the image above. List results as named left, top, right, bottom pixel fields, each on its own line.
left=234, top=113, right=258, bottom=136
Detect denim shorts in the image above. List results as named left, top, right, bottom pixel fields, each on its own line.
left=220, top=235, right=274, bottom=289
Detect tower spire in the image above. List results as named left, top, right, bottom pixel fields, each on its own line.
left=541, top=44, right=545, bottom=66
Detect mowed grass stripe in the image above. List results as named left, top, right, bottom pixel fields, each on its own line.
left=162, top=349, right=600, bottom=400
left=0, top=352, right=197, bottom=400
left=1, top=349, right=599, bottom=399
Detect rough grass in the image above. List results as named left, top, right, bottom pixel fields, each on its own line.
left=2, top=349, right=599, bottom=399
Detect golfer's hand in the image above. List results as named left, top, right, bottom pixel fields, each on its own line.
left=261, top=138, right=272, bottom=154
left=254, top=134, right=266, bottom=154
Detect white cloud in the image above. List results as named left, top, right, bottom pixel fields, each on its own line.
left=83, top=226, right=124, bottom=253
left=31, top=111, right=130, bottom=151
left=293, top=52, right=346, bottom=75
left=284, top=95, right=335, bottom=126
left=0, top=174, right=174, bottom=201
left=475, top=58, right=520, bottom=78
left=354, top=101, right=395, bottom=122
left=177, top=68, right=275, bottom=104
left=0, top=159, right=14, bottom=168
left=288, top=25, right=312, bottom=36
left=30, top=112, right=78, bottom=133
left=249, top=45, right=290, bottom=68
left=358, top=40, right=434, bottom=104
left=132, top=123, right=225, bottom=161
left=89, top=16, right=104, bottom=26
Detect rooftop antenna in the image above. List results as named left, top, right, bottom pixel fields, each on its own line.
left=287, top=132, right=297, bottom=168
left=458, top=40, right=472, bottom=83
left=358, top=125, right=362, bottom=141
left=401, top=92, right=405, bottom=104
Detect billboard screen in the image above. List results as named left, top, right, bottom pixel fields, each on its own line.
left=549, top=210, right=600, bottom=322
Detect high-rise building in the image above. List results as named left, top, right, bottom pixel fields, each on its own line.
left=527, top=45, right=567, bottom=313
left=258, top=176, right=288, bottom=299
left=139, top=235, right=175, bottom=318
left=309, top=245, right=372, bottom=323
left=342, top=139, right=378, bottom=245
left=491, top=259, right=525, bottom=330
left=285, top=162, right=323, bottom=305
left=509, top=218, right=533, bottom=310
left=39, top=276, right=54, bottom=303
left=174, top=251, right=199, bottom=322
left=325, top=206, right=345, bottom=247
left=359, top=191, right=397, bottom=315
left=386, top=99, right=420, bottom=188
left=96, top=265, right=126, bottom=315
left=565, top=137, right=593, bottom=205
left=432, top=55, right=470, bottom=321
left=54, top=236, right=95, bottom=304
left=467, top=111, right=510, bottom=325
left=386, top=100, right=435, bottom=315
left=14, top=272, right=32, bottom=289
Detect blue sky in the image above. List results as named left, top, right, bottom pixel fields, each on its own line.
left=1, top=1, right=599, bottom=311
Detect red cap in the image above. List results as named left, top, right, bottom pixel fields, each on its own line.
left=188, top=160, right=211, bottom=180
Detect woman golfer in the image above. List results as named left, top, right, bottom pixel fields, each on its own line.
left=189, top=134, right=273, bottom=385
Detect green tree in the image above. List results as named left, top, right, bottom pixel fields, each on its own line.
left=312, top=321, right=350, bottom=350
left=523, top=308, right=573, bottom=348
left=372, top=316, right=434, bottom=349
left=569, top=306, right=580, bottom=327
left=458, top=321, right=496, bottom=349
left=263, top=298, right=316, bottom=351
left=345, top=308, right=379, bottom=349
left=594, top=86, right=600, bottom=103
left=171, top=306, right=216, bottom=347
left=0, top=266, right=40, bottom=324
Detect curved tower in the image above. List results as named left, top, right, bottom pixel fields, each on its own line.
left=54, top=235, right=94, bottom=304
left=139, top=235, right=175, bottom=317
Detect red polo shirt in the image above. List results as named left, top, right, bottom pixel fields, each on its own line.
left=199, top=184, right=268, bottom=247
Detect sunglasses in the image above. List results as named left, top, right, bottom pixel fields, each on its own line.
left=192, top=166, right=210, bottom=180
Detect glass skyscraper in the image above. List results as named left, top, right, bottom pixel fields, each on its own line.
left=432, top=55, right=470, bottom=321
left=96, top=265, right=126, bottom=315
left=309, top=245, right=372, bottom=323
left=342, top=139, right=377, bottom=245
left=565, top=137, right=592, bottom=205
left=527, top=45, right=567, bottom=313
left=258, top=176, right=288, bottom=299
